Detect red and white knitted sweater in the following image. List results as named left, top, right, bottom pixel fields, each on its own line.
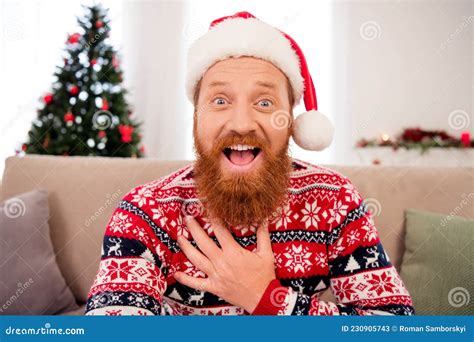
left=85, top=159, right=414, bottom=316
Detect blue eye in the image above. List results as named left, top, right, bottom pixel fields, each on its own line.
left=258, top=99, right=272, bottom=107
left=213, top=98, right=227, bottom=105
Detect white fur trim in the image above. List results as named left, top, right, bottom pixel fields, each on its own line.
left=186, top=18, right=304, bottom=104
left=292, top=110, right=334, bottom=151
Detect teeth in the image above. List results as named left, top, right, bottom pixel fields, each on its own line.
left=228, top=144, right=255, bottom=151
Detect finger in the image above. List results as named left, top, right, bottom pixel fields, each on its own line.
left=256, top=220, right=273, bottom=254
left=177, top=236, right=213, bottom=275
left=174, top=272, right=211, bottom=292
left=185, top=216, right=221, bottom=259
left=211, top=217, right=241, bottom=251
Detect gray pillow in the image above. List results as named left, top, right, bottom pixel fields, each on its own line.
left=0, top=189, right=78, bottom=315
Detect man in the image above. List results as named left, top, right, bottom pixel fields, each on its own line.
left=85, top=12, right=414, bottom=316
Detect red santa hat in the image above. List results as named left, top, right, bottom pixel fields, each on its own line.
left=186, top=11, right=334, bottom=151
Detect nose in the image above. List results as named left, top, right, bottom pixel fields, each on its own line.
left=226, top=102, right=258, bottom=135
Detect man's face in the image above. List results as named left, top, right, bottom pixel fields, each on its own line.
left=194, top=57, right=292, bottom=176
left=193, top=57, right=293, bottom=228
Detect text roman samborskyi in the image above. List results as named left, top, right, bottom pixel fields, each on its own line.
left=399, top=325, right=466, bottom=333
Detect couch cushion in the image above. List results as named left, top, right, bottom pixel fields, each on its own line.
left=0, top=189, right=78, bottom=314
left=399, top=208, right=473, bottom=315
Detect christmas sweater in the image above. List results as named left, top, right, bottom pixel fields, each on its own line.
left=85, top=159, right=414, bottom=316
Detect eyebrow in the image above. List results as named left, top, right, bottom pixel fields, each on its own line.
left=207, top=81, right=230, bottom=88
left=207, top=80, right=278, bottom=89
left=255, top=81, right=277, bottom=90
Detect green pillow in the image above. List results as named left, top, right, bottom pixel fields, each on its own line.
left=400, top=208, right=473, bottom=315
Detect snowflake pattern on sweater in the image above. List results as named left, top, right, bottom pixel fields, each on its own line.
left=85, top=159, right=414, bottom=316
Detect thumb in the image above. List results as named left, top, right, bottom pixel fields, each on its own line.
left=256, top=220, right=272, bottom=254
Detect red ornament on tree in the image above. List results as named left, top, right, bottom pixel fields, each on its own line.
left=102, top=97, right=109, bottom=110
left=98, top=131, right=107, bottom=139
left=461, top=132, right=471, bottom=147
left=90, top=58, right=97, bottom=66
left=112, top=54, right=120, bottom=69
left=119, top=124, right=134, bottom=143
left=64, top=111, right=75, bottom=123
left=95, top=20, right=104, bottom=28
left=68, top=33, right=81, bottom=44
left=42, top=136, right=50, bottom=149
left=43, top=93, right=53, bottom=105
left=69, top=85, right=79, bottom=96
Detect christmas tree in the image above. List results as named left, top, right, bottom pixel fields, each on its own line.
left=22, top=4, right=144, bottom=157
left=344, top=255, right=361, bottom=274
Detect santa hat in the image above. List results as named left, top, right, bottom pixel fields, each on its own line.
left=185, top=11, right=334, bottom=151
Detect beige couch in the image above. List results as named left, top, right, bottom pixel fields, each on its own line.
left=1, top=155, right=473, bottom=315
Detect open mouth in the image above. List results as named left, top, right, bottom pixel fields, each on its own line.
left=223, top=144, right=262, bottom=166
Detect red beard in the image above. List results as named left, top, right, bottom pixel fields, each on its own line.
left=193, top=131, right=292, bottom=229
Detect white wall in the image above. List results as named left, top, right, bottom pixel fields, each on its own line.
left=120, top=0, right=189, bottom=160
left=331, top=0, right=472, bottom=164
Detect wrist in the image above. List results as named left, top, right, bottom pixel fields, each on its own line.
left=250, top=279, right=289, bottom=315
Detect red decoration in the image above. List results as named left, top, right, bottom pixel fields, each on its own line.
left=98, top=131, right=107, bottom=139
left=22, top=143, right=27, bottom=152
left=461, top=132, right=471, bottom=147
left=64, top=111, right=75, bottom=123
left=69, top=85, right=79, bottom=96
left=102, top=97, right=109, bottom=110
left=43, top=93, right=53, bottom=105
left=372, top=159, right=381, bottom=165
left=401, top=127, right=451, bottom=142
left=119, top=124, right=134, bottom=143
left=42, top=136, right=50, bottom=149
left=90, top=58, right=97, bottom=66
left=95, top=20, right=104, bottom=28
left=112, top=54, right=120, bottom=68
left=356, top=127, right=468, bottom=154
left=140, top=145, right=145, bottom=154
left=68, top=33, right=81, bottom=44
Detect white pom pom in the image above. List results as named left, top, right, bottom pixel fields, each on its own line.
left=292, top=110, right=335, bottom=151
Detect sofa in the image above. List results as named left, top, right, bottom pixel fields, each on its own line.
left=1, top=155, right=472, bottom=315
